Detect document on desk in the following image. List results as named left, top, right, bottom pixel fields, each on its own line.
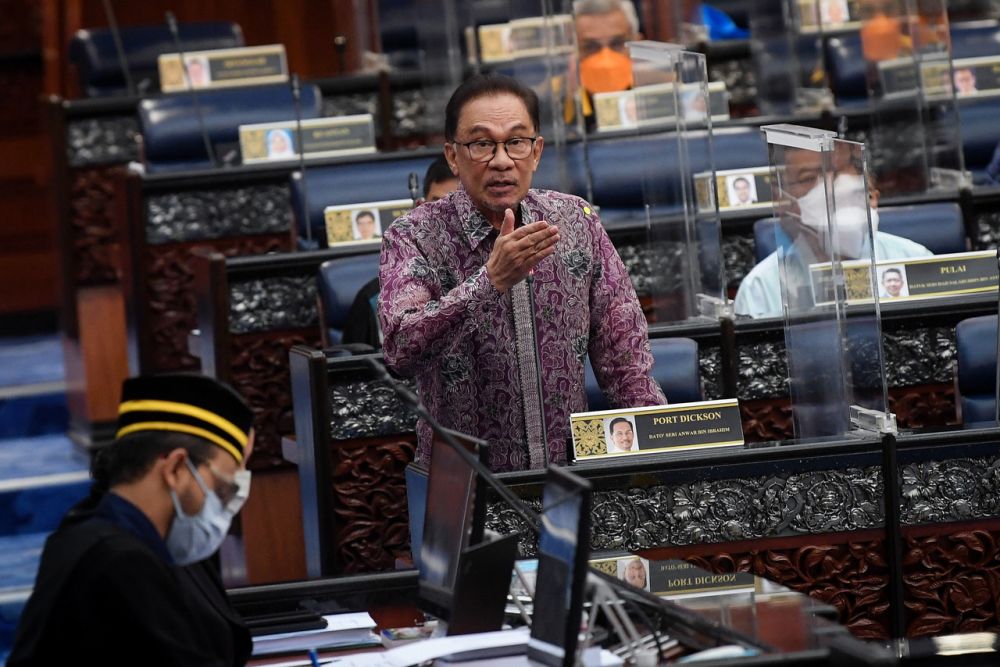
left=318, top=628, right=531, bottom=667
left=252, top=612, right=379, bottom=656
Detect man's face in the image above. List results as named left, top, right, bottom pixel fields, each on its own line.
left=444, top=93, right=543, bottom=226
left=356, top=214, right=376, bottom=240
left=575, top=9, right=633, bottom=61
left=426, top=176, right=459, bottom=202
left=611, top=421, right=634, bottom=451
left=734, top=179, right=751, bottom=203
left=882, top=271, right=903, bottom=297
left=269, top=131, right=289, bottom=155
left=955, top=69, right=976, bottom=94
left=172, top=447, right=243, bottom=517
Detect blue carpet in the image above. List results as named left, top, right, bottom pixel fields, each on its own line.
left=0, top=435, right=87, bottom=483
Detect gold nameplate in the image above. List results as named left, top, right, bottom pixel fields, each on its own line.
left=570, top=399, right=744, bottom=461
left=798, top=0, right=861, bottom=33
left=239, top=115, right=376, bottom=163
left=158, top=44, right=288, bottom=93
left=589, top=556, right=759, bottom=597
left=477, top=15, right=574, bottom=63
left=809, top=250, right=999, bottom=306
left=324, top=199, right=413, bottom=247
left=593, top=81, right=729, bottom=132
left=694, top=166, right=774, bottom=213
left=949, top=55, right=1000, bottom=99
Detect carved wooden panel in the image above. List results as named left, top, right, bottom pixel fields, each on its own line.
left=684, top=526, right=1000, bottom=640
left=330, top=436, right=417, bottom=574
left=740, top=398, right=794, bottom=443
left=144, top=234, right=291, bottom=373
left=890, top=383, right=958, bottom=430
left=230, top=329, right=322, bottom=470
left=69, top=166, right=121, bottom=284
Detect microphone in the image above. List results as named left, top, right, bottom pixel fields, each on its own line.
left=333, top=35, right=348, bottom=75
left=365, top=356, right=541, bottom=531
left=101, top=0, right=135, bottom=97
left=290, top=74, right=314, bottom=247
left=165, top=11, right=218, bottom=168
left=408, top=172, right=419, bottom=205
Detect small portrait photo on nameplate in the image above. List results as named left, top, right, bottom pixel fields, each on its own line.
left=158, top=44, right=288, bottom=93
left=950, top=57, right=1000, bottom=98
left=324, top=199, right=413, bottom=247
left=701, top=167, right=772, bottom=212
left=589, top=556, right=758, bottom=598
left=239, top=115, right=376, bottom=164
left=570, top=399, right=744, bottom=462
left=616, top=556, right=650, bottom=592
left=877, top=264, right=909, bottom=300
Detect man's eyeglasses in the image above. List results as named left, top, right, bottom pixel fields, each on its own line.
left=205, top=464, right=251, bottom=514
left=579, top=36, right=630, bottom=58
left=454, top=137, right=538, bottom=163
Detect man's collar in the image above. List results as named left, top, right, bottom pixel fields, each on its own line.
left=454, top=187, right=532, bottom=251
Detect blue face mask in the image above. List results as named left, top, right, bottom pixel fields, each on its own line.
left=165, top=458, right=234, bottom=566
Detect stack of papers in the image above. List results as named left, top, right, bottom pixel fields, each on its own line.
left=252, top=611, right=380, bottom=656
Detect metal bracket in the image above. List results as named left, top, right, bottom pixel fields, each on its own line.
left=850, top=405, right=898, bottom=435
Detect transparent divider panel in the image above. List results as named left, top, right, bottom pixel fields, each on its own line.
left=860, top=0, right=966, bottom=197
left=625, top=41, right=724, bottom=325
left=762, top=124, right=890, bottom=441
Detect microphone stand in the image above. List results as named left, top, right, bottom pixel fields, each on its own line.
left=102, top=0, right=134, bottom=97
left=525, top=273, right=550, bottom=464
left=408, top=172, right=420, bottom=205
left=165, top=11, right=217, bottom=168
left=290, top=74, right=313, bottom=247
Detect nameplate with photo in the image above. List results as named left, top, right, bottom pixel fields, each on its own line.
left=950, top=56, right=1000, bottom=98
left=589, top=556, right=758, bottom=598
left=809, top=250, right=999, bottom=307
left=239, top=115, right=376, bottom=164
left=477, top=15, right=574, bottom=64
left=159, top=44, right=288, bottom=93
left=593, top=81, right=729, bottom=132
left=324, top=199, right=412, bottom=247
left=694, top=166, right=773, bottom=213
left=797, top=0, right=861, bottom=33
left=877, top=52, right=961, bottom=100
left=569, top=399, right=744, bottom=462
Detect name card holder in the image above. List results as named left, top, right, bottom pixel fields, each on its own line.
left=324, top=199, right=413, bottom=247
left=593, top=81, right=729, bottom=133
left=809, top=250, right=999, bottom=307
left=589, top=556, right=759, bottom=598
left=159, top=44, right=288, bottom=93
left=570, top=399, right=744, bottom=462
left=694, top=166, right=774, bottom=213
left=239, top=115, right=377, bottom=164
left=477, top=15, right=574, bottom=64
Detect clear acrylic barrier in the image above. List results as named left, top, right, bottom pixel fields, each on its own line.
left=410, top=0, right=466, bottom=143
left=626, top=41, right=726, bottom=324
left=466, top=1, right=586, bottom=196
left=761, top=124, right=892, bottom=441
left=749, top=0, right=833, bottom=116
left=859, top=0, right=967, bottom=196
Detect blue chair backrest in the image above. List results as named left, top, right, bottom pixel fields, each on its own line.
left=585, top=337, right=701, bottom=410
left=291, top=154, right=438, bottom=246
left=317, top=253, right=382, bottom=345
left=957, top=314, right=998, bottom=426
left=139, top=83, right=321, bottom=173
left=959, top=97, right=1000, bottom=183
left=588, top=127, right=767, bottom=224
left=69, top=22, right=244, bottom=98
left=752, top=202, right=966, bottom=264
left=826, top=21, right=1000, bottom=107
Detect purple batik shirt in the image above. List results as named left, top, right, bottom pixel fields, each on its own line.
left=378, top=186, right=666, bottom=473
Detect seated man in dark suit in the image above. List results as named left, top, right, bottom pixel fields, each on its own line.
left=9, top=374, right=255, bottom=667
left=341, top=156, right=459, bottom=347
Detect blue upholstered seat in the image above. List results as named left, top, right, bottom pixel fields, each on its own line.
left=317, top=253, right=382, bottom=345
left=956, top=314, right=999, bottom=426
left=585, top=337, right=701, bottom=411
left=752, top=202, right=967, bottom=264
left=588, top=127, right=767, bottom=225
left=291, top=155, right=438, bottom=246
left=138, top=83, right=321, bottom=173
left=69, top=22, right=244, bottom=98
left=958, top=97, right=1000, bottom=184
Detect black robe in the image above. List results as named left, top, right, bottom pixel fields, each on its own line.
left=8, top=495, right=251, bottom=667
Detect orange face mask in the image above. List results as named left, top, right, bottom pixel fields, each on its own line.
left=579, top=48, right=633, bottom=94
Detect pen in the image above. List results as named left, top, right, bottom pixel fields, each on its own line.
left=308, top=648, right=321, bottom=667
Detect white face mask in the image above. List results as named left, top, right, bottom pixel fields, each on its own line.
left=789, top=173, right=878, bottom=258
left=165, top=458, right=234, bottom=566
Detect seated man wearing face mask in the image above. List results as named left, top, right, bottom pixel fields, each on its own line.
left=9, top=374, right=254, bottom=667
left=734, top=146, right=932, bottom=319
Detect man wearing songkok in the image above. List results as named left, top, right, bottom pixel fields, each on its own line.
left=378, top=73, right=665, bottom=473
left=9, top=374, right=255, bottom=667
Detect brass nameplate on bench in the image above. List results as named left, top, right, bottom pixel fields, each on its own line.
left=324, top=199, right=413, bottom=247
left=589, top=556, right=758, bottom=597
left=570, top=399, right=744, bottom=462
left=240, top=115, right=376, bottom=163
left=159, top=44, right=288, bottom=92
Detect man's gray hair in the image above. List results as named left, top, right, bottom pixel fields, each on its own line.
left=572, top=0, right=640, bottom=35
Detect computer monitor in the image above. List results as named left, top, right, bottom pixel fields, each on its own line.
left=417, top=429, right=488, bottom=621
left=528, top=466, right=593, bottom=667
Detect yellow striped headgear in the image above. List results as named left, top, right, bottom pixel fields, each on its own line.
left=116, top=374, right=254, bottom=465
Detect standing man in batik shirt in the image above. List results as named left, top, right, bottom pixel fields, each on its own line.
left=378, top=73, right=665, bottom=473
